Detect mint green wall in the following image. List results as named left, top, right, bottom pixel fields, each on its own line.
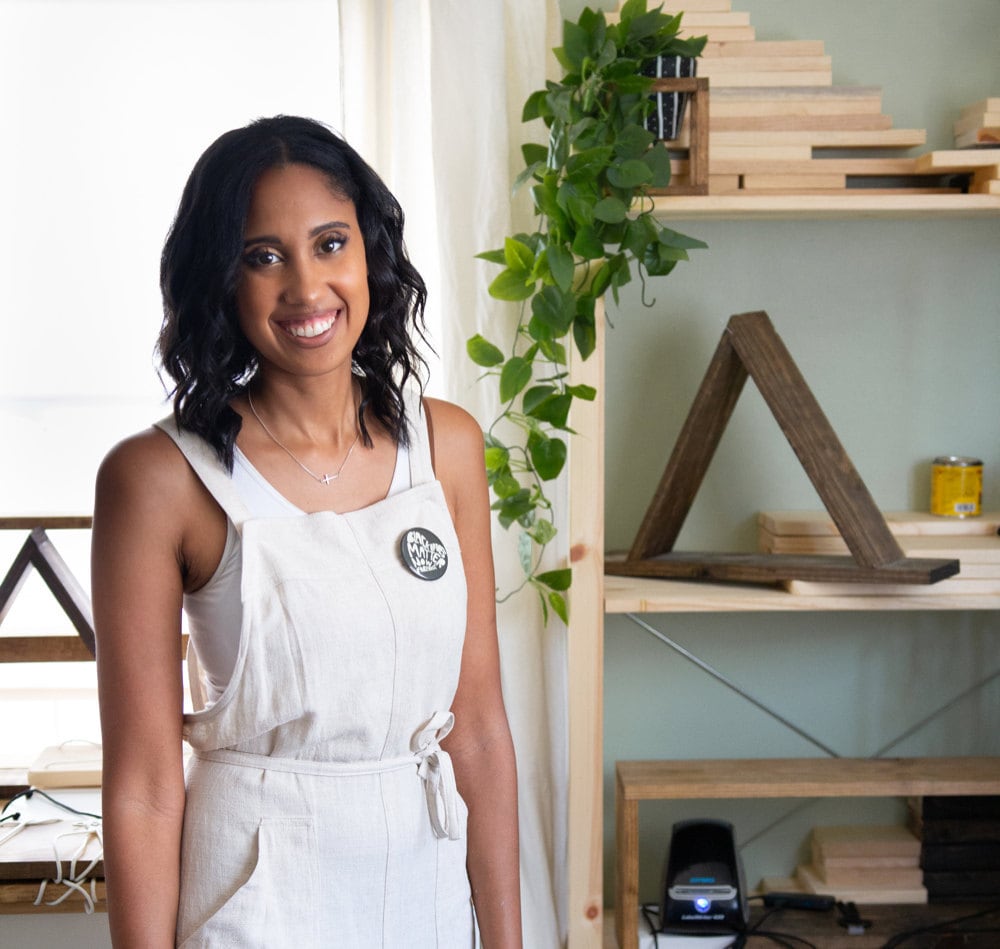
left=560, top=0, right=1000, bottom=905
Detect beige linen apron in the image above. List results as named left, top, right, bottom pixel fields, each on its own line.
left=157, top=394, right=475, bottom=947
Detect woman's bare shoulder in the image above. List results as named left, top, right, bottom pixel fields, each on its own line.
left=421, top=397, right=484, bottom=462
left=95, top=424, right=211, bottom=525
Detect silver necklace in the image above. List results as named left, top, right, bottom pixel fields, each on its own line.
left=247, top=391, right=361, bottom=486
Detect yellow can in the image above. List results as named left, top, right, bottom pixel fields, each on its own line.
left=930, top=456, right=983, bottom=517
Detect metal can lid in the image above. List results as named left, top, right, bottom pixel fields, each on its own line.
left=933, top=455, right=983, bottom=466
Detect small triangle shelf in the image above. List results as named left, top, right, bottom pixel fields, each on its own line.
left=605, top=311, right=960, bottom=585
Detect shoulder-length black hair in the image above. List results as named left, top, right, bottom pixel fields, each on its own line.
left=158, top=115, right=428, bottom=469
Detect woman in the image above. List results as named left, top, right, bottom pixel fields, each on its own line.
left=93, top=115, right=521, bottom=947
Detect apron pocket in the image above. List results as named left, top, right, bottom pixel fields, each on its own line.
left=178, top=816, right=318, bottom=948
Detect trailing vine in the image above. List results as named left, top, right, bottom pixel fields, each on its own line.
left=468, top=1, right=707, bottom=622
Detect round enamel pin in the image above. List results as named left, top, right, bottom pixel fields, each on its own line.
left=400, top=527, right=448, bottom=580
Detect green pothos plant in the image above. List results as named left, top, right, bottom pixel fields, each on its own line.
left=467, top=1, right=707, bottom=623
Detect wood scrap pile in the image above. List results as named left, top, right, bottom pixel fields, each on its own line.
left=757, top=511, right=1000, bottom=597
left=626, top=0, right=1000, bottom=196
left=760, top=825, right=928, bottom=904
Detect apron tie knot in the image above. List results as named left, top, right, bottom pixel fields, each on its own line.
left=413, top=710, right=461, bottom=840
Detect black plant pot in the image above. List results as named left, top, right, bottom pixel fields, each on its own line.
left=642, top=55, right=697, bottom=141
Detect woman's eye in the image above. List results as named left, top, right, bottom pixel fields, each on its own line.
left=318, top=234, right=346, bottom=254
left=243, top=248, right=280, bottom=268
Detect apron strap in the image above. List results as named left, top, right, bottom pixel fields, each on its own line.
left=154, top=415, right=252, bottom=532
left=405, top=387, right=436, bottom=487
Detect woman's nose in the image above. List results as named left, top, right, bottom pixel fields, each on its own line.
left=281, top=257, right=325, bottom=304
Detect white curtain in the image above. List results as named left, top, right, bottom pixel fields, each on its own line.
left=338, top=2, right=567, bottom=945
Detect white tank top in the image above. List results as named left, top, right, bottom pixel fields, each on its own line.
left=184, top=440, right=411, bottom=704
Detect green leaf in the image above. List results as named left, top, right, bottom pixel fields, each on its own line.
left=528, top=432, right=567, bottom=481
left=475, top=248, right=506, bottom=266
left=466, top=334, right=505, bottom=367
left=488, top=268, right=535, bottom=302
left=522, top=384, right=557, bottom=415
left=593, top=196, right=628, bottom=223
left=521, top=89, right=548, bottom=123
left=504, top=236, right=535, bottom=272
left=607, top=158, right=653, bottom=189
left=521, top=142, right=548, bottom=166
left=546, top=243, right=574, bottom=292
left=573, top=309, right=597, bottom=361
left=537, top=568, right=572, bottom=591
left=531, top=285, right=575, bottom=334
left=571, top=226, right=604, bottom=260
left=518, top=531, right=533, bottom=575
left=645, top=141, right=673, bottom=188
left=484, top=445, right=510, bottom=471
left=527, top=393, right=572, bottom=429
left=567, top=383, right=597, bottom=401
left=499, top=356, right=533, bottom=402
left=658, top=224, right=709, bottom=250
left=538, top=337, right=568, bottom=366
left=614, top=124, right=656, bottom=160
left=490, top=470, right=523, bottom=499
left=528, top=518, right=557, bottom=546
left=561, top=21, right=591, bottom=70
left=566, top=146, right=614, bottom=182
left=492, top=489, right=533, bottom=529
left=549, top=591, right=569, bottom=624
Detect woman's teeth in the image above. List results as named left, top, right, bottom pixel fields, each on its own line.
left=288, top=316, right=335, bottom=338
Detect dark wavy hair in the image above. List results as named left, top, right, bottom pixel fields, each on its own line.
left=158, top=115, right=428, bottom=469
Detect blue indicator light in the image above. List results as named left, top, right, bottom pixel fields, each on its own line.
left=694, top=898, right=712, bottom=913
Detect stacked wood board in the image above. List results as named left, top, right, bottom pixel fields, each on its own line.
left=607, top=0, right=1000, bottom=197
left=910, top=796, right=1000, bottom=902
left=757, top=511, right=1000, bottom=597
left=760, top=825, right=928, bottom=904
left=955, top=97, right=1000, bottom=151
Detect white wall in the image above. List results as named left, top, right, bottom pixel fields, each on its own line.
left=1, top=1, right=340, bottom=940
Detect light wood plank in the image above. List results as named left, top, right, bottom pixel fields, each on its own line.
left=709, top=129, right=926, bottom=147
left=649, top=193, right=1000, bottom=219
left=566, top=306, right=606, bottom=948
left=711, top=114, right=892, bottom=132
left=604, top=573, right=1000, bottom=613
left=704, top=40, right=825, bottom=58
left=617, top=757, right=1000, bottom=801
left=704, top=70, right=834, bottom=88
left=698, top=56, right=832, bottom=75
left=914, top=148, right=1000, bottom=172
left=679, top=26, right=755, bottom=42
left=759, top=510, right=1000, bottom=537
left=742, top=173, right=847, bottom=190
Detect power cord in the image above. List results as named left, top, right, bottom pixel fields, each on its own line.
left=879, top=901, right=1000, bottom=948
left=0, top=787, right=102, bottom=823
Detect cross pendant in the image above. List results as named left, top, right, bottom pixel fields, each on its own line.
left=321, top=473, right=337, bottom=485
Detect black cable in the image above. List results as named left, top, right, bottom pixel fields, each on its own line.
left=880, top=902, right=1000, bottom=949
left=0, top=788, right=102, bottom=822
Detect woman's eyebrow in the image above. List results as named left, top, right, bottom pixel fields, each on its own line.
left=243, top=221, right=352, bottom=247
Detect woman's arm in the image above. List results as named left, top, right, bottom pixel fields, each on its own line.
left=426, top=399, right=523, bottom=948
left=93, top=430, right=217, bottom=947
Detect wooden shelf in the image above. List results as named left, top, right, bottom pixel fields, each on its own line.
left=652, top=192, right=1000, bottom=220
left=605, top=574, right=1000, bottom=613
left=617, top=756, right=1000, bottom=802
left=614, top=756, right=1000, bottom=948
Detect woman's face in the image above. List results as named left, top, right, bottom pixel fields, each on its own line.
left=236, top=162, right=369, bottom=383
